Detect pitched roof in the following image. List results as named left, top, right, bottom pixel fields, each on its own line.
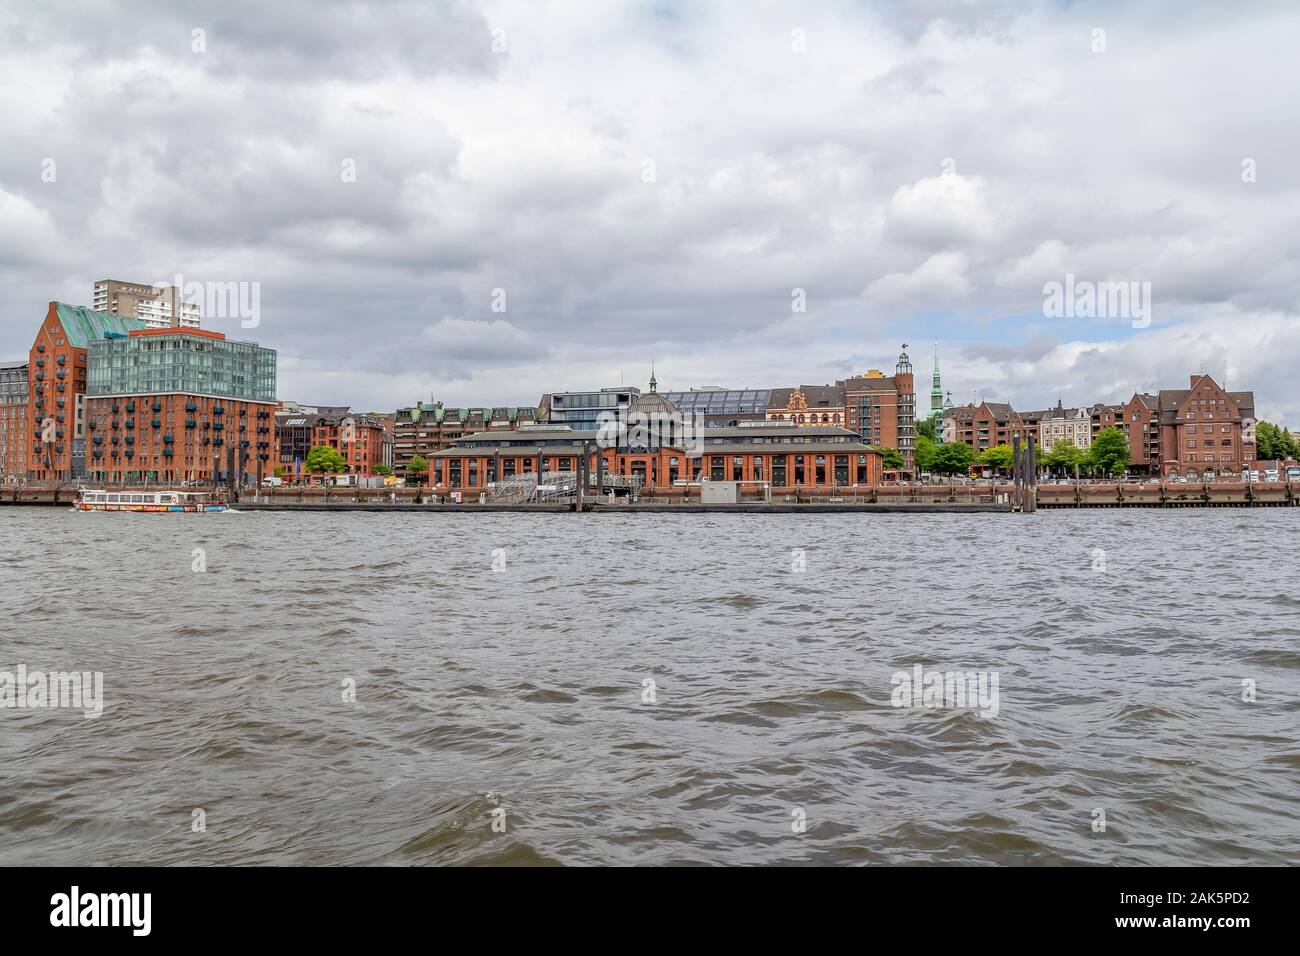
left=52, top=303, right=146, bottom=348
left=767, top=385, right=845, bottom=409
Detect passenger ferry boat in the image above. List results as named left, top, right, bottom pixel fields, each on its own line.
left=75, top=488, right=229, bottom=513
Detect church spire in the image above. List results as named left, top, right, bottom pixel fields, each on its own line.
left=649, top=363, right=657, bottom=392
left=929, top=346, right=944, bottom=425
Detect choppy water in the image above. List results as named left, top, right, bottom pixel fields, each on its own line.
left=1, top=507, right=1297, bottom=866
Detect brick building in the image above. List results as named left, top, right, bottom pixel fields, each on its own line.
left=941, top=401, right=1038, bottom=453
left=393, top=400, right=537, bottom=481
left=838, top=347, right=918, bottom=464
left=429, top=422, right=882, bottom=494
left=1154, top=374, right=1255, bottom=477
left=28, top=303, right=147, bottom=481
left=276, top=407, right=386, bottom=480
left=83, top=326, right=277, bottom=485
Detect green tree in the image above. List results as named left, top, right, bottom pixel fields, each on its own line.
left=374, top=464, right=392, bottom=476
left=932, top=441, right=974, bottom=476
left=914, top=434, right=937, bottom=474
left=916, top=418, right=937, bottom=442
left=1042, top=440, right=1085, bottom=476
left=977, top=444, right=1014, bottom=471
left=1256, top=421, right=1297, bottom=461
left=305, top=445, right=346, bottom=479
left=1087, top=426, right=1130, bottom=476
left=407, top=454, right=429, bottom=484
left=874, top=446, right=905, bottom=470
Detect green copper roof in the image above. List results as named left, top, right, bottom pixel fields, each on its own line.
left=55, top=303, right=145, bottom=348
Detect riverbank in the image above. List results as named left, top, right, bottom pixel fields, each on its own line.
left=2, top=480, right=1295, bottom=510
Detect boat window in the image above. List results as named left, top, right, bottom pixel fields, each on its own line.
left=108, top=494, right=119, bottom=503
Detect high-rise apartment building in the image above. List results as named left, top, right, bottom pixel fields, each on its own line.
left=93, top=279, right=201, bottom=329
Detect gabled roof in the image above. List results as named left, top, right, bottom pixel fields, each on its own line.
left=51, top=303, right=146, bottom=348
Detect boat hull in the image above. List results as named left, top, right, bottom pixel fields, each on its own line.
left=75, top=503, right=228, bottom=513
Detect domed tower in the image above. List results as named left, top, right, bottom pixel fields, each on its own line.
left=895, top=344, right=915, bottom=464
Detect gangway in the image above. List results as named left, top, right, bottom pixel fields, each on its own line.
left=491, top=470, right=579, bottom=503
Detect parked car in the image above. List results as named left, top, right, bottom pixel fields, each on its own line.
left=262, top=476, right=283, bottom=487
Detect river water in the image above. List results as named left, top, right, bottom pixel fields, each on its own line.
left=1, top=507, right=1297, bottom=865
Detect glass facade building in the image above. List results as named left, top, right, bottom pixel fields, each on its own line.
left=661, top=389, right=770, bottom=426
left=546, top=388, right=638, bottom=429
left=87, top=332, right=276, bottom=401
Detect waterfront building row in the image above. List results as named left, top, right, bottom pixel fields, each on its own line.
left=19, top=302, right=277, bottom=484
left=940, top=374, right=1258, bottom=477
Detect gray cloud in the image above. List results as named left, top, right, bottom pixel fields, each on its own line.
left=2, top=0, right=1299, bottom=420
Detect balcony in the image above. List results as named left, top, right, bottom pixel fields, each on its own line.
left=163, top=448, right=173, bottom=457
left=213, top=438, right=224, bottom=447
left=125, top=419, right=135, bottom=429
left=185, top=402, right=196, bottom=412
left=125, top=403, right=135, bottom=413
left=124, top=436, right=135, bottom=445
left=125, top=450, right=134, bottom=458
left=92, top=436, right=102, bottom=445
left=212, top=422, right=224, bottom=431
left=185, top=419, right=197, bottom=429
left=213, top=405, right=225, bottom=415
left=151, top=402, right=161, bottom=412
left=55, top=355, right=65, bottom=366
left=163, top=435, right=174, bottom=443
left=151, top=418, right=161, bottom=428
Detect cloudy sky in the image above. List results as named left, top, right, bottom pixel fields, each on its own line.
left=2, top=0, right=1298, bottom=420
